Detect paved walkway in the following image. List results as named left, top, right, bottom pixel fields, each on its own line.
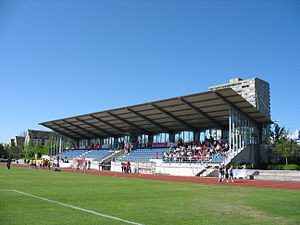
left=2, top=163, right=300, bottom=191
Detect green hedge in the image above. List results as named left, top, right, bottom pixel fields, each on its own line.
left=267, top=164, right=300, bottom=170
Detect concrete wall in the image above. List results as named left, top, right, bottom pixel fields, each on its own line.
left=111, top=161, right=209, bottom=177
left=246, top=169, right=300, bottom=182
left=232, top=144, right=299, bottom=166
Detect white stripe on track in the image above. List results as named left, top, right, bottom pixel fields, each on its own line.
left=2, top=190, right=143, bottom=225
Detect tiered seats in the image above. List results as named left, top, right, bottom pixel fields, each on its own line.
left=54, top=149, right=111, bottom=161
left=117, top=148, right=225, bottom=163
left=81, top=149, right=111, bottom=161
left=118, top=148, right=167, bottom=162
left=210, top=155, right=225, bottom=163
left=55, top=150, right=87, bottom=160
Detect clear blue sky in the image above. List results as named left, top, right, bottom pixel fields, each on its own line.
left=0, top=0, right=299, bottom=143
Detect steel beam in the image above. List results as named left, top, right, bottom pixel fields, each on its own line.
left=213, top=91, right=259, bottom=126
left=89, top=115, right=126, bottom=134
left=62, top=120, right=100, bottom=138
left=106, top=111, right=152, bottom=135
left=52, top=122, right=89, bottom=139
left=127, top=107, right=172, bottom=133
left=75, top=117, right=116, bottom=137
left=42, top=123, right=79, bottom=140
left=150, top=103, right=195, bottom=130
left=178, top=97, right=224, bottom=128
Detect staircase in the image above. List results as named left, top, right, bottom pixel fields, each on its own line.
left=100, top=149, right=125, bottom=164
left=224, top=144, right=259, bottom=166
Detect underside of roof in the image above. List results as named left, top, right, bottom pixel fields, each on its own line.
left=40, top=89, right=272, bottom=140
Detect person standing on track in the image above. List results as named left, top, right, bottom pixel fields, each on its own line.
left=229, top=165, right=234, bottom=182
left=218, top=164, right=224, bottom=182
left=126, top=161, right=131, bottom=173
left=224, top=165, right=230, bottom=183
left=7, top=158, right=12, bottom=170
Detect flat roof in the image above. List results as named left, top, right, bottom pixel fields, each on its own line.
left=40, top=88, right=272, bottom=140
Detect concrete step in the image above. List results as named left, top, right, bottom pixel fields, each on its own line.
left=253, top=175, right=300, bottom=182
left=247, top=169, right=300, bottom=177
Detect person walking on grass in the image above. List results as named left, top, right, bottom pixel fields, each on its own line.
left=7, top=158, right=12, bottom=170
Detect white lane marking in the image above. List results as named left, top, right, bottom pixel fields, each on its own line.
left=2, top=190, right=143, bottom=225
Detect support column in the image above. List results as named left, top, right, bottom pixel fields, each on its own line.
left=130, top=134, right=138, bottom=149
left=169, top=133, right=175, bottom=143
left=87, top=139, right=91, bottom=146
left=114, top=137, right=118, bottom=149
left=193, top=130, right=200, bottom=142
left=148, top=134, right=153, bottom=148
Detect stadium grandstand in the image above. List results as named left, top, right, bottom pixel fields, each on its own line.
left=40, top=87, right=272, bottom=176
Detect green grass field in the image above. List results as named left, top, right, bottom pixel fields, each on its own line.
left=0, top=166, right=299, bottom=225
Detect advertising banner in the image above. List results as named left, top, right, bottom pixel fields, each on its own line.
left=233, top=169, right=247, bottom=179
left=152, top=143, right=168, bottom=148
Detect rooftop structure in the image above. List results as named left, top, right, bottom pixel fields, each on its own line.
left=40, top=84, right=273, bottom=166
left=209, top=78, right=270, bottom=118
left=40, top=88, right=271, bottom=141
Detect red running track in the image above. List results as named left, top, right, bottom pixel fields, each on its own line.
left=2, top=163, right=300, bottom=191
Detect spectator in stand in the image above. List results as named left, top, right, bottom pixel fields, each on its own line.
left=155, top=152, right=159, bottom=159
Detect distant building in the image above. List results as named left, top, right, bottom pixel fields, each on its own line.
left=209, top=77, right=270, bottom=118
left=25, top=129, right=54, bottom=146
left=15, top=136, right=25, bottom=147
left=24, top=129, right=70, bottom=155
left=10, top=139, right=15, bottom=146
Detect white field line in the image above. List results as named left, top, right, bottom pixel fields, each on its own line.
left=1, top=190, right=143, bottom=225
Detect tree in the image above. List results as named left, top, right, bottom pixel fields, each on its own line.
left=271, top=123, right=286, bottom=142
left=42, top=139, right=52, bottom=156
left=64, top=138, right=75, bottom=149
left=0, top=144, right=9, bottom=159
left=23, top=140, right=35, bottom=158
left=272, top=137, right=300, bottom=166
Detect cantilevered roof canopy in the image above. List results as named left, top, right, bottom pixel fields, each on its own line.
left=40, top=89, right=272, bottom=140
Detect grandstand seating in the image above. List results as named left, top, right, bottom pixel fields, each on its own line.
left=117, top=148, right=167, bottom=162
left=80, top=149, right=111, bottom=161
left=117, top=148, right=225, bottom=164
left=54, top=149, right=111, bottom=161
